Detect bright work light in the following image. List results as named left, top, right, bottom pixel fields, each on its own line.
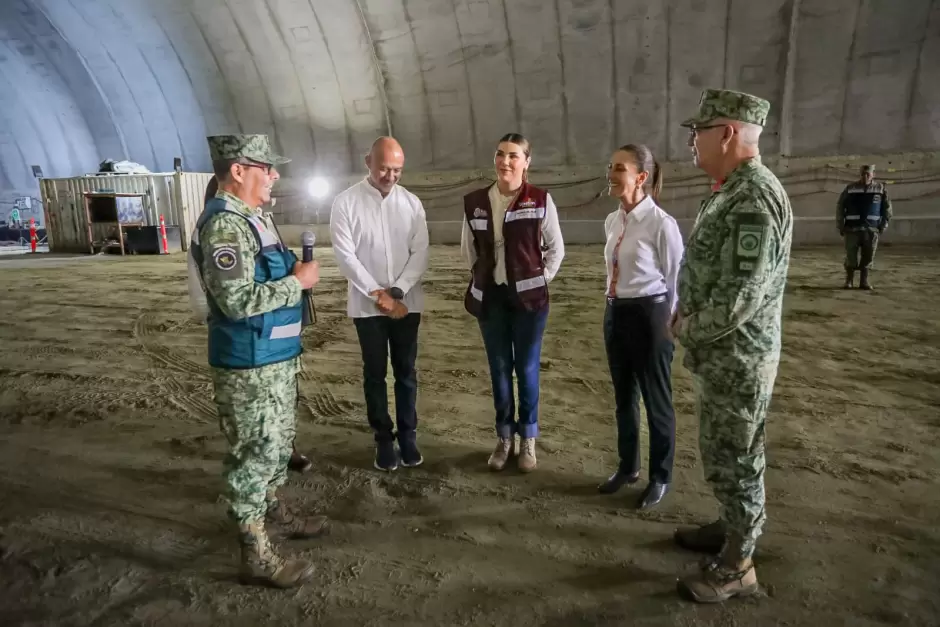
left=307, top=177, right=330, bottom=199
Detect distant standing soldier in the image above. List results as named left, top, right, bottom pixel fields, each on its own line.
left=189, top=134, right=327, bottom=588
left=671, top=89, right=793, bottom=603
left=836, top=164, right=891, bottom=290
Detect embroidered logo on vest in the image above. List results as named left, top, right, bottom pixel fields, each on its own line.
left=473, top=207, right=487, bottom=218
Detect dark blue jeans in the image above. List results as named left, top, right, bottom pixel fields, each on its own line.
left=477, top=285, right=549, bottom=439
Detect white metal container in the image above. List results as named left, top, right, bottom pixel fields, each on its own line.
left=38, top=171, right=214, bottom=253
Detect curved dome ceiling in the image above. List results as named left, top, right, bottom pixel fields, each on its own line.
left=0, top=0, right=938, bottom=208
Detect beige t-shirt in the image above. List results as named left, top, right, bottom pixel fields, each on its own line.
left=488, top=184, right=517, bottom=285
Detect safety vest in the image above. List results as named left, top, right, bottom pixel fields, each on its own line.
left=842, top=184, right=885, bottom=230
left=189, top=198, right=302, bottom=369
left=463, top=183, right=549, bottom=317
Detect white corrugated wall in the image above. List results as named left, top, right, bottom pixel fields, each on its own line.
left=177, top=172, right=215, bottom=250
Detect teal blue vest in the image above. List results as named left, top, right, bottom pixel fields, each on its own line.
left=192, top=198, right=302, bottom=369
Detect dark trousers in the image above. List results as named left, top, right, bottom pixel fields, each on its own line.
left=478, top=285, right=549, bottom=439
left=353, top=313, right=421, bottom=443
left=843, top=230, right=879, bottom=270
left=603, top=295, right=676, bottom=484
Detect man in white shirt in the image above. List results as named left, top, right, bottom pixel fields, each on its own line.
left=330, top=137, right=430, bottom=472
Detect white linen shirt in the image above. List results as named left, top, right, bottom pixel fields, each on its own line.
left=329, top=178, right=430, bottom=318
left=460, top=184, right=565, bottom=284
left=603, top=195, right=684, bottom=314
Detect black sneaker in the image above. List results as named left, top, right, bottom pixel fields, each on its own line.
left=374, top=440, right=399, bottom=472
left=399, top=436, right=423, bottom=468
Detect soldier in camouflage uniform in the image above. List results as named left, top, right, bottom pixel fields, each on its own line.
left=670, top=89, right=793, bottom=603
left=836, top=164, right=892, bottom=290
left=189, top=134, right=328, bottom=588
left=202, top=175, right=315, bottom=474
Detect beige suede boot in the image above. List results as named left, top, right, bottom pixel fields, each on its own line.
left=677, top=533, right=759, bottom=603
left=517, top=437, right=537, bottom=473
left=238, top=521, right=316, bottom=588
left=488, top=436, right=515, bottom=471
left=265, top=492, right=329, bottom=540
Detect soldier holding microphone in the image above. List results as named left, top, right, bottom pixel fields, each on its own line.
left=189, top=134, right=328, bottom=589
left=201, top=175, right=316, bottom=474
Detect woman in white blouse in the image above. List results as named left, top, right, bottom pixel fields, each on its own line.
left=598, top=144, right=684, bottom=510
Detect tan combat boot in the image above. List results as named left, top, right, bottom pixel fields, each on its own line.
left=488, top=436, right=515, bottom=471
left=238, top=522, right=316, bottom=588
left=677, top=534, right=759, bottom=603
left=265, top=492, right=330, bottom=540
left=518, top=437, right=537, bottom=473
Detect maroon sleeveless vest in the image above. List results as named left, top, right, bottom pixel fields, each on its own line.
left=463, top=183, right=550, bottom=317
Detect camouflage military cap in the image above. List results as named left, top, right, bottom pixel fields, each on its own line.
left=861, top=164, right=875, bottom=172
left=206, top=134, right=290, bottom=165
left=680, top=89, right=771, bottom=128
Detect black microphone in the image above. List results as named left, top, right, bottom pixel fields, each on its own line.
left=301, top=231, right=316, bottom=325
left=302, top=231, right=315, bottom=263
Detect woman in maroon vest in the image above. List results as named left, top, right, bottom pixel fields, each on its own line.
left=598, top=144, right=683, bottom=510
left=460, top=133, right=565, bottom=473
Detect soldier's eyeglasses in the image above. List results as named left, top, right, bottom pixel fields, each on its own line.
left=238, top=161, right=274, bottom=174
left=689, top=124, right=727, bottom=138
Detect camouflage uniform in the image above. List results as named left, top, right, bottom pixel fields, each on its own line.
left=194, top=134, right=322, bottom=588
left=198, top=137, right=300, bottom=524
left=209, top=282, right=300, bottom=526
left=836, top=165, right=892, bottom=289
left=675, top=89, right=793, bottom=600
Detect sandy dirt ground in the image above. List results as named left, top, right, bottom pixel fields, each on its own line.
left=0, top=244, right=938, bottom=627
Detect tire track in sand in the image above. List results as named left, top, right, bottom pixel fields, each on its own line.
left=133, top=313, right=215, bottom=424
left=133, top=312, right=356, bottom=425
left=297, top=315, right=359, bottom=422
left=132, top=313, right=209, bottom=380
left=298, top=373, right=359, bottom=420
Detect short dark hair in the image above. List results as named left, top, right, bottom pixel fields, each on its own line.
left=212, top=158, right=238, bottom=182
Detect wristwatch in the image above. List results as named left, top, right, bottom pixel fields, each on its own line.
left=388, top=287, right=404, bottom=300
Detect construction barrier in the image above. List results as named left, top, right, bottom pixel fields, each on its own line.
left=159, top=215, right=169, bottom=254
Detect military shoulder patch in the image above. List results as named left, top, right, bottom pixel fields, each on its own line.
left=211, top=245, right=242, bottom=279
left=732, top=212, right=770, bottom=276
